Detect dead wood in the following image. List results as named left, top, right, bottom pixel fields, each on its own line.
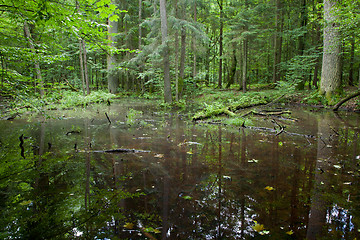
left=63, top=78, right=79, bottom=92
left=105, top=112, right=112, bottom=124
left=333, top=91, right=360, bottom=111
left=192, top=100, right=269, bottom=121
left=89, top=148, right=150, bottom=153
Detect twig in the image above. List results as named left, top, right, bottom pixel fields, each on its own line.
left=105, top=112, right=112, bottom=124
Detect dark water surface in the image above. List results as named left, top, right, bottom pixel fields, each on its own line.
left=1, top=100, right=360, bottom=239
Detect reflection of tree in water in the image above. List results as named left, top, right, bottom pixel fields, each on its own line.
left=1, top=109, right=360, bottom=239
left=307, top=112, right=360, bottom=240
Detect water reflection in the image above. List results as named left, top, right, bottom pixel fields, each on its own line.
left=0, top=104, right=360, bottom=239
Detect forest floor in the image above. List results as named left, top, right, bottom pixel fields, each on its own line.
left=1, top=84, right=360, bottom=120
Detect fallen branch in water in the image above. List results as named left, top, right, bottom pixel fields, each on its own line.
left=105, top=112, right=112, bottom=124
left=333, top=91, right=360, bottom=111
left=192, top=99, right=270, bottom=121
left=79, top=148, right=151, bottom=154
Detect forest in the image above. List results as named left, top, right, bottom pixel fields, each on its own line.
left=2, top=1, right=360, bottom=239
left=0, top=0, right=360, bottom=110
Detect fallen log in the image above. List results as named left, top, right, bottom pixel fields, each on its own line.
left=192, top=99, right=269, bottom=121
left=333, top=91, right=360, bottom=111
left=80, top=148, right=151, bottom=154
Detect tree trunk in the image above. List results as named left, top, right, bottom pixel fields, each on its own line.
left=82, top=40, right=90, bottom=95
left=24, top=21, right=44, bottom=97
left=242, top=39, right=248, bottom=92
left=179, top=24, right=186, bottom=98
left=297, top=0, right=308, bottom=90
left=78, top=39, right=86, bottom=96
left=174, top=0, right=180, bottom=101
left=138, top=0, right=142, bottom=49
left=159, top=0, right=172, bottom=103
left=349, top=37, right=355, bottom=86
left=226, top=45, right=237, bottom=88
left=272, top=0, right=283, bottom=83
left=192, top=1, right=197, bottom=83
left=107, top=13, right=119, bottom=94
left=218, top=0, right=223, bottom=88
left=320, top=0, right=342, bottom=99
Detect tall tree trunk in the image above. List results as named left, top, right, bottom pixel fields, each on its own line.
left=192, top=1, right=197, bottom=82
left=226, top=45, right=237, bottom=89
left=218, top=0, right=223, bottom=88
left=349, top=37, right=355, bottom=86
left=174, top=0, right=180, bottom=101
left=79, top=39, right=86, bottom=96
left=24, top=21, right=44, bottom=97
left=107, top=13, right=119, bottom=94
left=138, top=0, right=142, bottom=49
left=82, top=40, right=90, bottom=95
left=179, top=20, right=186, bottom=98
left=242, top=39, right=248, bottom=92
left=272, top=0, right=283, bottom=83
left=159, top=0, right=172, bottom=103
left=138, top=0, right=144, bottom=92
left=297, top=0, right=307, bottom=90
left=320, top=0, right=342, bottom=99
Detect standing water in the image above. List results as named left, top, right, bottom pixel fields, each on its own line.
left=0, top=100, right=360, bottom=239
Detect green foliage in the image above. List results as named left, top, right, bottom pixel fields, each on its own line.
left=126, top=108, right=143, bottom=125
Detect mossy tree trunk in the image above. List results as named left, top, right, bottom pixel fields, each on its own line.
left=320, top=0, right=342, bottom=100
left=160, top=0, right=172, bottom=103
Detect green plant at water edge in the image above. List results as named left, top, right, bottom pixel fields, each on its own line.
left=126, top=108, right=143, bottom=125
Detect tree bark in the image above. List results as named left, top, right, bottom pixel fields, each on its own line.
left=107, top=12, right=119, bottom=94
left=272, top=0, right=283, bottom=83
left=179, top=8, right=186, bottom=98
left=349, top=37, right=355, bottom=86
left=174, top=0, right=180, bottom=101
left=320, top=0, right=342, bottom=99
left=226, top=45, right=236, bottom=88
left=159, top=0, right=172, bottom=103
left=192, top=1, right=197, bottom=82
left=82, top=39, right=90, bottom=95
left=242, top=39, right=248, bottom=92
left=24, top=21, right=44, bottom=97
left=218, top=0, right=223, bottom=88
left=78, top=39, right=86, bottom=96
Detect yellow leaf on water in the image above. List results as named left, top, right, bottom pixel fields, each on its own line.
left=187, top=151, right=193, bottom=154
left=265, top=186, right=275, bottom=191
left=153, top=229, right=161, bottom=233
left=154, top=154, right=164, bottom=158
left=123, top=222, right=134, bottom=229
left=252, top=223, right=265, bottom=232
left=286, top=230, right=294, bottom=235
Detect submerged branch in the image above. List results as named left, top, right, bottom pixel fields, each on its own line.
left=79, top=148, right=151, bottom=154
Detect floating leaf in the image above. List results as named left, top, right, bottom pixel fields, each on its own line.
left=278, top=141, right=283, bottom=147
left=333, top=165, right=341, bottom=169
left=265, top=186, right=275, bottom=191
left=123, top=222, right=134, bottom=229
left=260, top=230, right=270, bottom=235
left=252, top=223, right=265, bottom=232
left=286, top=230, right=294, bottom=235
left=187, top=151, right=193, bottom=155
left=154, top=154, right=164, bottom=158
left=248, top=159, right=259, bottom=163
left=20, top=200, right=32, bottom=206
left=182, top=195, right=193, bottom=200
left=153, top=229, right=161, bottom=233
